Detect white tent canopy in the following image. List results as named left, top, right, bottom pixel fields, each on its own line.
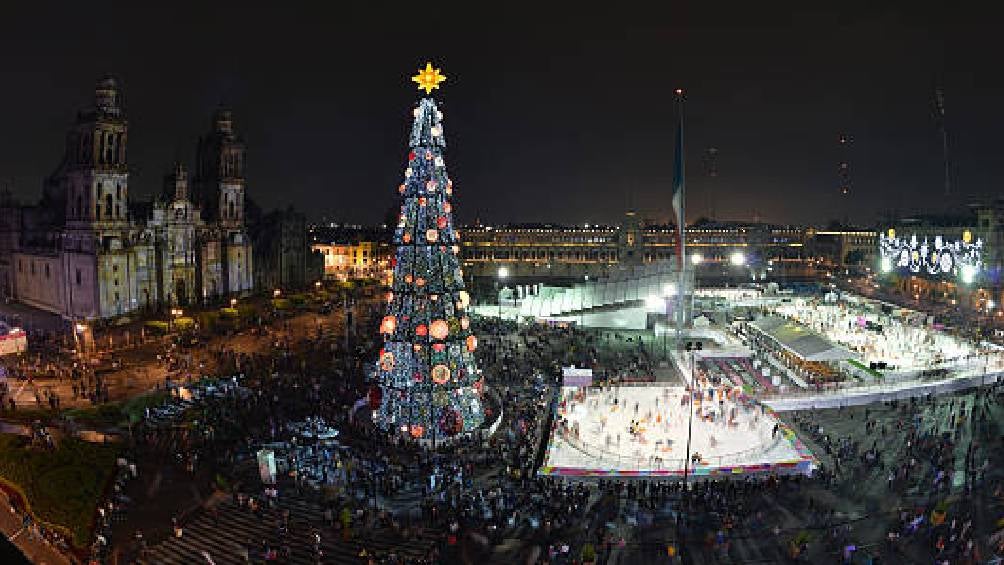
left=751, top=316, right=855, bottom=362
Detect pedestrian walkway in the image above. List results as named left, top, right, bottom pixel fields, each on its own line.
left=140, top=494, right=438, bottom=564
left=0, top=491, right=70, bottom=565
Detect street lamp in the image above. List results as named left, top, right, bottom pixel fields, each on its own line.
left=169, top=308, right=183, bottom=332
left=74, top=322, right=88, bottom=358
left=678, top=340, right=701, bottom=560
left=273, top=288, right=282, bottom=298
left=230, top=298, right=238, bottom=308
left=497, top=266, right=509, bottom=321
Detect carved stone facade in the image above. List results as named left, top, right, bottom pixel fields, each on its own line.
left=1, top=77, right=253, bottom=321
left=251, top=208, right=322, bottom=292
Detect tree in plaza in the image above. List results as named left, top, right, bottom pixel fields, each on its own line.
left=370, top=63, right=485, bottom=441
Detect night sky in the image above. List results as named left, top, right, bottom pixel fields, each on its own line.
left=0, top=4, right=999, bottom=227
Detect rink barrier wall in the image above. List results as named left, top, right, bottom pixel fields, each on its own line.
left=763, top=370, right=1004, bottom=412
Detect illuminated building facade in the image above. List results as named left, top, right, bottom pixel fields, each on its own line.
left=459, top=214, right=813, bottom=279
left=806, top=229, right=878, bottom=268
left=0, top=77, right=253, bottom=321
left=878, top=203, right=1004, bottom=315
left=310, top=225, right=392, bottom=283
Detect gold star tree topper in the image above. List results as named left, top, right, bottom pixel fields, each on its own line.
left=412, top=62, right=446, bottom=94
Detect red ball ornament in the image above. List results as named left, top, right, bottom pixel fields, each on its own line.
left=367, top=385, right=383, bottom=410
left=379, top=351, right=394, bottom=371
left=408, top=150, right=416, bottom=162
left=416, top=324, right=428, bottom=337
left=419, top=197, right=427, bottom=207
left=437, top=216, right=448, bottom=229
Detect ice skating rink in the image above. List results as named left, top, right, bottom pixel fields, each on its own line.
left=541, top=386, right=814, bottom=477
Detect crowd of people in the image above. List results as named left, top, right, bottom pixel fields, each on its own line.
left=10, top=286, right=1004, bottom=564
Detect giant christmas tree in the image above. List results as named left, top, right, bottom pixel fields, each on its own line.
left=371, top=63, right=485, bottom=441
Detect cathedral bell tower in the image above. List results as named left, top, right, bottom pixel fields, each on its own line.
left=194, top=109, right=245, bottom=231
left=193, top=108, right=253, bottom=296
left=63, top=76, right=130, bottom=230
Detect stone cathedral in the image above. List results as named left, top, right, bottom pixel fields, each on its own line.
left=0, top=77, right=253, bottom=320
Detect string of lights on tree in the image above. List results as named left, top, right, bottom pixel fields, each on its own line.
left=369, top=63, right=485, bottom=441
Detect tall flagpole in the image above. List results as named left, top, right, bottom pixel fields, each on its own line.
left=674, top=89, right=686, bottom=366
left=672, top=87, right=694, bottom=561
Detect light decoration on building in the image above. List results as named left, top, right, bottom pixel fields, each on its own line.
left=878, top=229, right=983, bottom=281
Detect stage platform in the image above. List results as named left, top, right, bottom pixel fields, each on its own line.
left=540, top=385, right=815, bottom=479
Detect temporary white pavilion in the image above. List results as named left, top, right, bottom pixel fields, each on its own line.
left=750, top=316, right=856, bottom=363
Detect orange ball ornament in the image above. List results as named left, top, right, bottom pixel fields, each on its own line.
left=379, top=315, right=397, bottom=334
left=415, top=324, right=428, bottom=337
left=409, top=425, right=424, bottom=438
left=430, top=319, right=449, bottom=340
left=466, top=335, right=478, bottom=352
